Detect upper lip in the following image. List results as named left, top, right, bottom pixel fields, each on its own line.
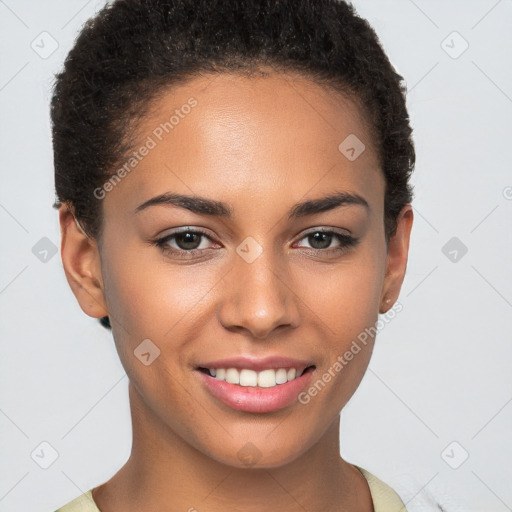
left=196, top=356, right=314, bottom=374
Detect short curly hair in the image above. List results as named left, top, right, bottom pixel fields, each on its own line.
left=51, top=0, right=415, bottom=330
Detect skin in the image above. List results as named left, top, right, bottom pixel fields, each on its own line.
left=59, top=70, right=413, bottom=512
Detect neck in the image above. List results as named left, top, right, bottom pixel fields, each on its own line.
left=92, top=381, right=373, bottom=512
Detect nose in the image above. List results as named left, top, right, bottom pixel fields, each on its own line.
left=217, top=248, right=301, bottom=339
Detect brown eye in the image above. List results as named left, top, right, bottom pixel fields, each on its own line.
left=306, top=232, right=334, bottom=250
left=154, top=228, right=216, bottom=258
left=173, top=231, right=203, bottom=250
left=295, top=229, right=358, bottom=254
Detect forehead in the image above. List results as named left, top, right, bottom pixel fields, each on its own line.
left=103, top=71, right=383, bottom=217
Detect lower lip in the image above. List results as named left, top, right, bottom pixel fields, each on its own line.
left=196, top=368, right=315, bottom=413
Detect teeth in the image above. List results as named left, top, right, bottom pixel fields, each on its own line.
left=207, top=367, right=305, bottom=388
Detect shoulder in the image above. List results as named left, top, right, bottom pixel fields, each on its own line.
left=54, top=473, right=406, bottom=512
left=54, top=489, right=101, bottom=512
left=353, top=465, right=408, bottom=512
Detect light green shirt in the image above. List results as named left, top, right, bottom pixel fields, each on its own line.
left=54, top=465, right=407, bottom=511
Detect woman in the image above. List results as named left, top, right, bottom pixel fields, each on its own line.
left=52, top=0, right=414, bottom=510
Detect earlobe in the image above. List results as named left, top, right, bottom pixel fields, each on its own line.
left=379, top=205, right=414, bottom=314
left=58, top=203, right=108, bottom=320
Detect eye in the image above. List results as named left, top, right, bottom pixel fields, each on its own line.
left=153, top=228, right=217, bottom=259
left=152, top=227, right=359, bottom=259
left=295, top=229, right=359, bottom=254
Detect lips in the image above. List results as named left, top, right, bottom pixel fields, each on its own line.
left=196, top=367, right=316, bottom=413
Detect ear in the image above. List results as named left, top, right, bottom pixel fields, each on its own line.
left=58, top=203, right=108, bottom=320
left=379, top=204, right=414, bottom=314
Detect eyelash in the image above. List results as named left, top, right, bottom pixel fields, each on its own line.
left=153, top=227, right=359, bottom=259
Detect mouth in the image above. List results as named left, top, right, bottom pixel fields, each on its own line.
left=195, top=364, right=317, bottom=413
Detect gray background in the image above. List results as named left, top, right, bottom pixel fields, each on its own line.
left=1, top=1, right=511, bottom=510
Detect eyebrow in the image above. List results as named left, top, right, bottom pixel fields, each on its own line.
left=134, top=190, right=369, bottom=219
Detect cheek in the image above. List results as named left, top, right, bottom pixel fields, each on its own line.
left=303, top=250, right=385, bottom=337
left=101, top=241, right=223, bottom=362
left=297, top=248, right=386, bottom=404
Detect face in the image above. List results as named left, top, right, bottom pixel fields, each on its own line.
left=61, top=70, right=412, bottom=469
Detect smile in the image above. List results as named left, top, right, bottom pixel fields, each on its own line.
left=196, top=365, right=316, bottom=413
